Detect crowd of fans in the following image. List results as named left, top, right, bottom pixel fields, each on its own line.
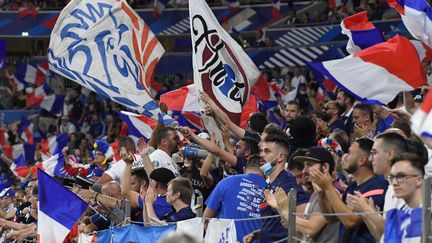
left=0, top=57, right=431, bottom=242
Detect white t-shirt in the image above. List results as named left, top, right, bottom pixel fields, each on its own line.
left=291, top=74, right=305, bottom=89
left=104, top=154, right=143, bottom=185
left=149, top=149, right=180, bottom=176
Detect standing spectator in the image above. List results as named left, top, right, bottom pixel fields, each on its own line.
left=283, top=100, right=302, bottom=136
left=243, top=132, right=308, bottom=243
left=291, top=66, right=306, bottom=91
left=286, top=10, right=300, bottom=25
left=165, top=177, right=196, bottom=222
left=204, top=155, right=267, bottom=242
left=336, top=90, right=355, bottom=135
left=271, top=67, right=284, bottom=89
left=149, top=127, right=181, bottom=176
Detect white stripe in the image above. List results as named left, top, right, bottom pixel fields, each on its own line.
left=275, top=39, right=287, bottom=46
left=277, top=36, right=292, bottom=46
left=38, top=208, right=71, bottom=243
left=310, top=46, right=324, bottom=55
left=274, top=53, right=296, bottom=66
left=280, top=49, right=304, bottom=65
left=284, top=33, right=303, bottom=45
left=287, top=32, right=310, bottom=45
left=129, top=116, right=153, bottom=138
left=299, top=47, right=318, bottom=59
left=263, top=61, right=275, bottom=68
left=269, top=57, right=284, bottom=67
left=403, top=7, right=432, bottom=49
left=314, top=26, right=327, bottom=35
left=300, top=28, right=321, bottom=39
left=296, top=28, right=319, bottom=41
left=290, top=48, right=312, bottom=62
left=323, top=57, right=414, bottom=104
left=40, top=95, right=56, bottom=111
left=41, top=154, right=60, bottom=175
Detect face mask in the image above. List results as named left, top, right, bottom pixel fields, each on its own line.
left=260, top=154, right=280, bottom=176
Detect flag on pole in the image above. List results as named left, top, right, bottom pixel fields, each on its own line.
left=387, top=0, right=432, bottom=49
left=341, top=11, right=385, bottom=54
left=40, top=94, right=65, bottom=115
left=48, top=0, right=175, bottom=125
left=189, top=0, right=260, bottom=125
left=160, top=84, right=201, bottom=112
left=153, top=0, right=170, bottom=19
left=308, top=35, right=426, bottom=105
left=26, top=84, right=52, bottom=108
left=37, top=168, right=88, bottom=243
left=13, top=63, right=45, bottom=86
left=34, top=133, right=68, bottom=177
left=39, top=133, right=68, bottom=160
left=11, top=154, right=30, bottom=179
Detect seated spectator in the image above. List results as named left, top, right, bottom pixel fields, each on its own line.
left=352, top=103, right=375, bottom=139
left=165, top=177, right=196, bottom=222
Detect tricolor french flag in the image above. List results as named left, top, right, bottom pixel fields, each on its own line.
left=39, top=133, right=68, bottom=161
left=172, top=111, right=205, bottom=132
left=34, top=133, right=68, bottom=176
left=11, top=154, right=30, bottom=179
left=153, top=0, right=170, bottom=19
left=26, top=84, right=52, bottom=108
left=119, top=111, right=157, bottom=140
left=18, top=117, right=34, bottom=145
left=13, top=63, right=45, bottom=86
left=37, top=168, right=88, bottom=243
left=40, top=94, right=65, bottom=115
left=387, top=0, right=432, bottom=49
left=272, top=0, right=281, bottom=19
left=9, top=74, right=29, bottom=91
left=37, top=61, right=50, bottom=76
left=341, top=11, right=385, bottom=54
left=4, top=143, right=35, bottom=162
left=309, top=35, right=426, bottom=105
left=240, top=94, right=258, bottom=129
left=411, top=90, right=432, bottom=138
left=160, top=84, right=201, bottom=112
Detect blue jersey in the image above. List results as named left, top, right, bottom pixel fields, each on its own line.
left=259, top=170, right=309, bottom=243
left=138, top=195, right=174, bottom=220
left=206, top=173, right=267, bottom=242
left=338, top=175, right=388, bottom=243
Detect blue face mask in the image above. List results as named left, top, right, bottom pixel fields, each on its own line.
left=260, top=154, right=280, bottom=176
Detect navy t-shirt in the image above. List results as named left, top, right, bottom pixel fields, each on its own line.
left=137, top=195, right=174, bottom=220
left=166, top=207, right=196, bottom=222
left=338, top=175, right=388, bottom=243
left=206, top=173, right=267, bottom=242
left=259, top=170, right=309, bottom=242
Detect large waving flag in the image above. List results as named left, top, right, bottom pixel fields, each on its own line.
left=387, top=0, right=432, bottom=49
left=119, top=111, right=157, bottom=140
left=40, top=94, right=65, bottom=115
left=18, top=117, right=34, bottom=145
left=37, top=168, right=88, bottom=242
left=48, top=0, right=175, bottom=125
left=39, top=133, right=68, bottom=160
left=160, top=84, right=201, bottom=112
left=341, top=11, right=385, bottom=54
left=309, top=35, right=426, bottom=105
left=189, top=0, right=261, bottom=125
left=13, top=63, right=45, bottom=86
left=411, top=90, right=432, bottom=138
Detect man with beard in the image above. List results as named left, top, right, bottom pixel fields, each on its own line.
left=314, top=101, right=345, bottom=137
left=148, top=127, right=181, bottom=176
left=336, top=90, right=355, bottom=135
left=284, top=100, right=302, bottom=136
left=311, top=137, right=388, bottom=243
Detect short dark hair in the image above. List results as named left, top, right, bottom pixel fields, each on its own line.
left=157, top=127, right=177, bottom=146
left=376, top=132, right=407, bottom=156
left=168, top=177, right=193, bottom=205
left=241, top=136, right=259, bottom=155
left=353, top=103, right=374, bottom=122
left=249, top=112, right=268, bottom=134
left=263, top=123, right=282, bottom=135
left=245, top=154, right=262, bottom=169
left=118, top=136, right=135, bottom=153
left=406, top=138, right=429, bottom=166
left=338, top=89, right=355, bottom=105
left=330, top=129, right=349, bottom=153
left=390, top=153, right=425, bottom=176
left=391, top=119, right=411, bottom=137
left=263, top=132, right=290, bottom=154
left=356, top=137, right=374, bottom=155
left=131, top=168, right=149, bottom=186
left=286, top=100, right=301, bottom=110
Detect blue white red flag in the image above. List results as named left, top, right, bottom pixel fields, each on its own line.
left=153, top=0, right=170, bottom=19
left=11, top=154, right=30, bottom=179
left=18, top=116, right=34, bottom=145
left=40, top=94, right=65, bottom=115
left=0, top=40, right=6, bottom=70
left=189, top=0, right=260, bottom=125
left=4, top=143, right=35, bottom=162
left=39, top=133, right=68, bottom=160
left=37, top=61, right=50, bottom=76
left=13, top=63, right=45, bottom=86
left=341, top=11, right=385, bottom=54
left=34, top=133, right=68, bottom=176
left=272, top=0, right=281, bottom=19
left=119, top=111, right=157, bottom=140
left=49, top=0, right=175, bottom=125
left=171, top=111, right=205, bottom=132
left=160, top=84, right=201, bottom=112
left=411, top=90, right=432, bottom=138
left=387, top=0, right=432, bottom=49
left=26, top=84, right=52, bottom=108
left=37, top=168, right=88, bottom=242
left=309, top=35, right=426, bottom=105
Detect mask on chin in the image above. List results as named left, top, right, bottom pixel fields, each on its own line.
left=260, top=154, right=280, bottom=176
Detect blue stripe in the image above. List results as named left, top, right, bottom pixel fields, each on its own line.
left=351, top=29, right=385, bottom=50
left=400, top=0, right=432, bottom=21
left=38, top=168, right=88, bottom=230
left=0, top=19, right=12, bottom=28
left=119, top=113, right=147, bottom=138
left=308, top=62, right=385, bottom=105
left=51, top=95, right=65, bottom=114
left=53, top=133, right=68, bottom=156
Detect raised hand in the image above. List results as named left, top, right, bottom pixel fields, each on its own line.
left=178, top=126, right=192, bottom=137
left=264, top=189, right=278, bottom=209
left=120, top=146, right=134, bottom=165
left=137, top=137, right=150, bottom=156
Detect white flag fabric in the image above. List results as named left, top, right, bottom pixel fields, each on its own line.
left=176, top=217, right=204, bottom=241
left=189, top=0, right=260, bottom=125
left=48, top=0, right=175, bottom=125
left=205, top=218, right=238, bottom=243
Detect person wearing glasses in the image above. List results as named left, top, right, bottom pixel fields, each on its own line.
left=383, top=153, right=424, bottom=242
left=314, top=101, right=345, bottom=137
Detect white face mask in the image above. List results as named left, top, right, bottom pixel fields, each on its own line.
left=260, top=153, right=280, bottom=176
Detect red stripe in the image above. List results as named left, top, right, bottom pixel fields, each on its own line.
left=362, top=189, right=384, bottom=198
left=343, top=11, right=375, bottom=30
left=354, top=35, right=425, bottom=89
left=145, top=58, right=159, bottom=88
left=160, top=86, right=190, bottom=111
left=121, top=2, right=139, bottom=29
left=420, top=89, right=432, bottom=113
left=259, top=201, right=269, bottom=209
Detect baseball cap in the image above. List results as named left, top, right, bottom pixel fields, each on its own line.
left=293, top=146, right=335, bottom=173
left=149, top=168, right=176, bottom=185
left=0, top=187, right=15, bottom=199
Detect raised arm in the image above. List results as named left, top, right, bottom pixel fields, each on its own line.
left=137, top=138, right=155, bottom=176
left=121, top=147, right=140, bottom=208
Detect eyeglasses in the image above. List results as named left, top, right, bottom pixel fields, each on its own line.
left=386, top=174, right=421, bottom=185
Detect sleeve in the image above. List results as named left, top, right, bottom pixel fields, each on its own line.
left=104, top=161, right=124, bottom=181
left=205, top=181, right=223, bottom=213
